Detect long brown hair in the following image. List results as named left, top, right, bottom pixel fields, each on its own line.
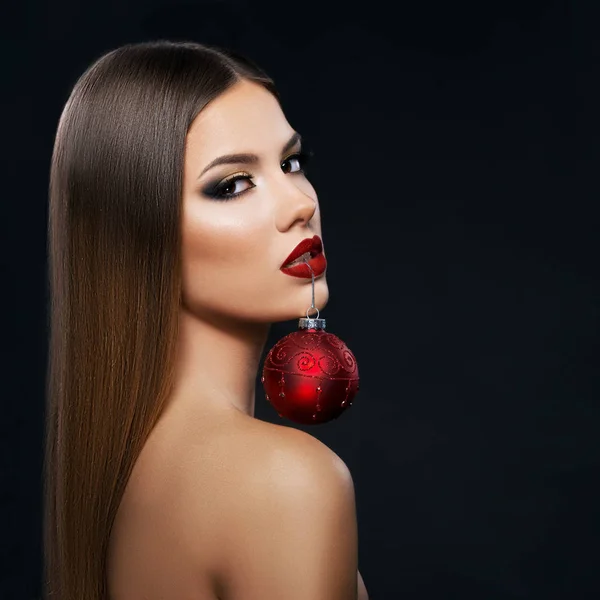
left=44, top=40, right=279, bottom=600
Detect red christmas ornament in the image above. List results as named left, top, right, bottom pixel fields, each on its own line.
left=261, top=315, right=359, bottom=425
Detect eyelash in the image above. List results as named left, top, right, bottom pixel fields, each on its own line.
left=204, top=150, right=314, bottom=202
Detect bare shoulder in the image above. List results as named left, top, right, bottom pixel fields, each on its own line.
left=254, top=417, right=357, bottom=504
left=207, top=416, right=360, bottom=599
left=209, top=415, right=356, bottom=521
left=247, top=418, right=355, bottom=487
left=109, top=409, right=364, bottom=599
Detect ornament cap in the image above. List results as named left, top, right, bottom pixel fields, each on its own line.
left=298, top=317, right=326, bottom=330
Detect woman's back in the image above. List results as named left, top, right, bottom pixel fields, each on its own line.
left=107, top=406, right=248, bottom=599
left=106, top=406, right=365, bottom=599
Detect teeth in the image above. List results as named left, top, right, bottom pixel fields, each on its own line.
left=286, top=251, right=312, bottom=267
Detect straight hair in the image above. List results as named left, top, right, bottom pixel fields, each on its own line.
left=44, top=39, right=279, bottom=600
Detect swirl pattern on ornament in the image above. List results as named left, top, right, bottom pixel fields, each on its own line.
left=267, top=333, right=358, bottom=377
left=296, top=352, right=317, bottom=371
left=317, top=348, right=357, bottom=376
left=327, top=335, right=347, bottom=350
left=291, top=330, right=323, bottom=350
left=342, top=350, right=355, bottom=368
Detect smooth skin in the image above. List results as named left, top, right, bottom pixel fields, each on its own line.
left=106, top=79, right=368, bottom=600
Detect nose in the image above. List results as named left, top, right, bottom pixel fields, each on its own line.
left=275, top=184, right=318, bottom=232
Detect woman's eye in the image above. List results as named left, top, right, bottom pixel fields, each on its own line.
left=220, top=177, right=251, bottom=196
left=281, top=150, right=312, bottom=175
left=204, top=174, right=255, bottom=201
left=282, top=157, right=301, bottom=174
left=204, top=151, right=313, bottom=202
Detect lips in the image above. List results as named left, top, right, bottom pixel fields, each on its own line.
left=280, top=234, right=327, bottom=278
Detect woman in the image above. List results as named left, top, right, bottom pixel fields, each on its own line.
left=44, top=40, right=368, bottom=600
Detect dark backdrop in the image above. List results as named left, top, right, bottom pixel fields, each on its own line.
left=2, top=0, right=599, bottom=598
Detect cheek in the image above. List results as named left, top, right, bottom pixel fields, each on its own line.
left=180, top=203, right=270, bottom=311
left=183, top=200, right=264, bottom=262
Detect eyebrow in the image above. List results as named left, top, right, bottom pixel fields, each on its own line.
left=197, top=131, right=302, bottom=179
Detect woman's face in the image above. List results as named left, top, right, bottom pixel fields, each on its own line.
left=181, top=79, right=329, bottom=324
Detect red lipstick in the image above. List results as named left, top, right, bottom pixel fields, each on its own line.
left=280, top=234, right=327, bottom=278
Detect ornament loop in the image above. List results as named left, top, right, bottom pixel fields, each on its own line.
left=306, top=305, right=320, bottom=319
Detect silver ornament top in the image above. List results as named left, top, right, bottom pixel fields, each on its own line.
left=298, top=317, right=326, bottom=330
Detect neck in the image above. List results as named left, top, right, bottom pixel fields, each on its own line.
left=166, top=306, right=272, bottom=420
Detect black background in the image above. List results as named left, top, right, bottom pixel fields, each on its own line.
left=1, top=0, right=599, bottom=598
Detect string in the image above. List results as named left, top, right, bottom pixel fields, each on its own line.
left=303, top=257, right=319, bottom=319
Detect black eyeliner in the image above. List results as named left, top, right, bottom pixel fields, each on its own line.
left=201, top=172, right=252, bottom=199
left=202, top=149, right=315, bottom=202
